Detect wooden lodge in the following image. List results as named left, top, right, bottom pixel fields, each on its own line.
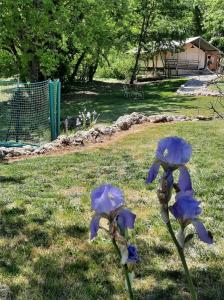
left=138, top=36, right=222, bottom=77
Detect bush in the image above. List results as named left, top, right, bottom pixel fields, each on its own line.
left=0, top=51, right=17, bottom=78
left=96, top=52, right=135, bottom=80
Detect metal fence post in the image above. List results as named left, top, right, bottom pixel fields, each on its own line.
left=56, top=79, right=61, bottom=137
left=49, top=80, right=56, bottom=141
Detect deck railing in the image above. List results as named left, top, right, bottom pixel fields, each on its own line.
left=165, top=59, right=199, bottom=70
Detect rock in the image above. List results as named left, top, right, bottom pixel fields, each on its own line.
left=60, top=136, right=73, bottom=146
left=23, top=145, right=35, bottom=152
left=195, top=115, right=213, bottom=121
left=114, top=115, right=133, bottom=130
left=130, top=112, right=145, bottom=124
left=74, top=137, right=85, bottom=145
left=88, top=128, right=100, bottom=139
left=141, top=116, right=148, bottom=122
left=173, top=115, right=190, bottom=122
left=111, top=126, right=118, bottom=133
left=0, top=150, right=6, bottom=160
left=43, top=143, right=54, bottom=150
left=94, top=125, right=114, bottom=136
left=0, top=284, right=11, bottom=299
left=39, top=149, right=46, bottom=154
left=166, top=116, right=174, bottom=122
left=148, top=115, right=167, bottom=123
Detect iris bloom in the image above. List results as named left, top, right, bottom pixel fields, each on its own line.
left=169, top=193, right=213, bottom=244
left=127, top=245, right=140, bottom=263
left=90, top=184, right=136, bottom=240
left=120, top=244, right=140, bottom=266
left=146, top=137, right=192, bottom=192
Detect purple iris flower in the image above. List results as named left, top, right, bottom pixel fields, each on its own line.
left=169, top=193, right=213, bottom=244
left=91, top=184, right=124, bottom=214
left=117, top=208, right=136, bottom=230
left=90, top=184, right=136, bottom=240
left=127, top=245, right=140, bottom=263
left=146, top=137, right=192, bottom=192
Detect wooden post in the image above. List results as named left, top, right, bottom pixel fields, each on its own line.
left=198, top=38, right=200, bottom=70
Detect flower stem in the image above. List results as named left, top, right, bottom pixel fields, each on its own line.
left=112, top=238, right=134, bottom=300
left=166, top=221, right=197, bottom=300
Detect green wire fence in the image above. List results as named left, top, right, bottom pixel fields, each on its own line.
left=0, top=79, right=61, bottom=147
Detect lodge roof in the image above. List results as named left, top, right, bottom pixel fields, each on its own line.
left=129, top=36, right=222, bottom=54
left=185, top=36, right=221, bottom=52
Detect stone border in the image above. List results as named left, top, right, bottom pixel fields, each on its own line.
left=0, top=112, right=213, bottom=160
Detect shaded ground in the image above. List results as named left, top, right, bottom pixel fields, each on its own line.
left=61, top=79, right=217, bottom=123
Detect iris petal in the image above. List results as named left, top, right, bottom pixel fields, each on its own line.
left=146, top=162, right=160, bottom=183
left=117, top=208, right=136, bottom=230
left=166, top=169, right=174, bottom=189
left=178, top=166, right=192, bottom=192
left=170, top=194, right=201, bottom=222
left=127, top=245, right=140, bottom=263
left=91, top=184, right=124, bottom=214
left=90, top=215, right=101, bottom=240
left=156, top=137, right=192, bottom=166
left=192, top=220, right=213, bottom=244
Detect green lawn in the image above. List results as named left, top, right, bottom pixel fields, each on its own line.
left=0, top=120, right=223, bottom=299
left=208, top=82, right=224, bottom=92
left=208, top=76, right=224, bottom=93
left=61, top=79, right=218, bottom=123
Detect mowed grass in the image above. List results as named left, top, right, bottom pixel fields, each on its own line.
left=61, top=78, right=219, bottom=123
left=0, top=120, right=223, bottom=299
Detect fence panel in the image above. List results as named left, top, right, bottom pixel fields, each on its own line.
left=0, top=79, right=61, bottom=146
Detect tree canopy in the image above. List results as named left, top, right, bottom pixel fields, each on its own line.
left=0, top=0, right=222, bottom=84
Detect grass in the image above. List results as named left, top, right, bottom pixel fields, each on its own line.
left=0, top=120, right=223, bottom=299
left=207, top=75, right=224, bottom=93
left=208, top=82, right=224, bottom=92
left=61, top=78, right=218, bottom=123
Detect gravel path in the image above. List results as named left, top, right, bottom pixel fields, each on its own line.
left=177, top=74, right=220, bottom=96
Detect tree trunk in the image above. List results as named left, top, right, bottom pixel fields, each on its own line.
left=130, top=13, right=151, bottom=84
left=130, top=1, right=155, bottom=84
left=29, top=56, right=40, bottom=82
left=70, top=52, right=86, bottom=82
left=88, top=53, right=99, bottom=82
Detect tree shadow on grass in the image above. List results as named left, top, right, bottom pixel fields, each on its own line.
left=61, top=79, right=199, bottom=123
left=0, top=201, right=117, bottom=299
left=136, top=239, right=224, bottom=299
left=136, top=265, right=224, bottom=300
left=0, top=175, right=26, bottom=184
left=65, top=224, right=89, bottom=239
left=24, top=249, right=116, bottom=300
left=0, top=206, right=27, bottom=237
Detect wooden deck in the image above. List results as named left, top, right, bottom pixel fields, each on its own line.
left=165, top=59, right=199, bottom=70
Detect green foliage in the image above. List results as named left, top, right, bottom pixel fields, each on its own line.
left=0, top=0, right=129, bottom=82
left=0, top=0, right=223, bottom=82
left=0, top=51, right=17, bottom=78
left=203, top=0, right=224, bottom=51
left=192, top=4, right=203, bottom=36
left=96, top=52, right=135, bottom=80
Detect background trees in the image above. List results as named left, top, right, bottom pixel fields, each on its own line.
left=0, top=0, right=222, bottom=84
left=203, top=0, right=224, bottom=52
left=128, top=0, right=193, bottom=83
